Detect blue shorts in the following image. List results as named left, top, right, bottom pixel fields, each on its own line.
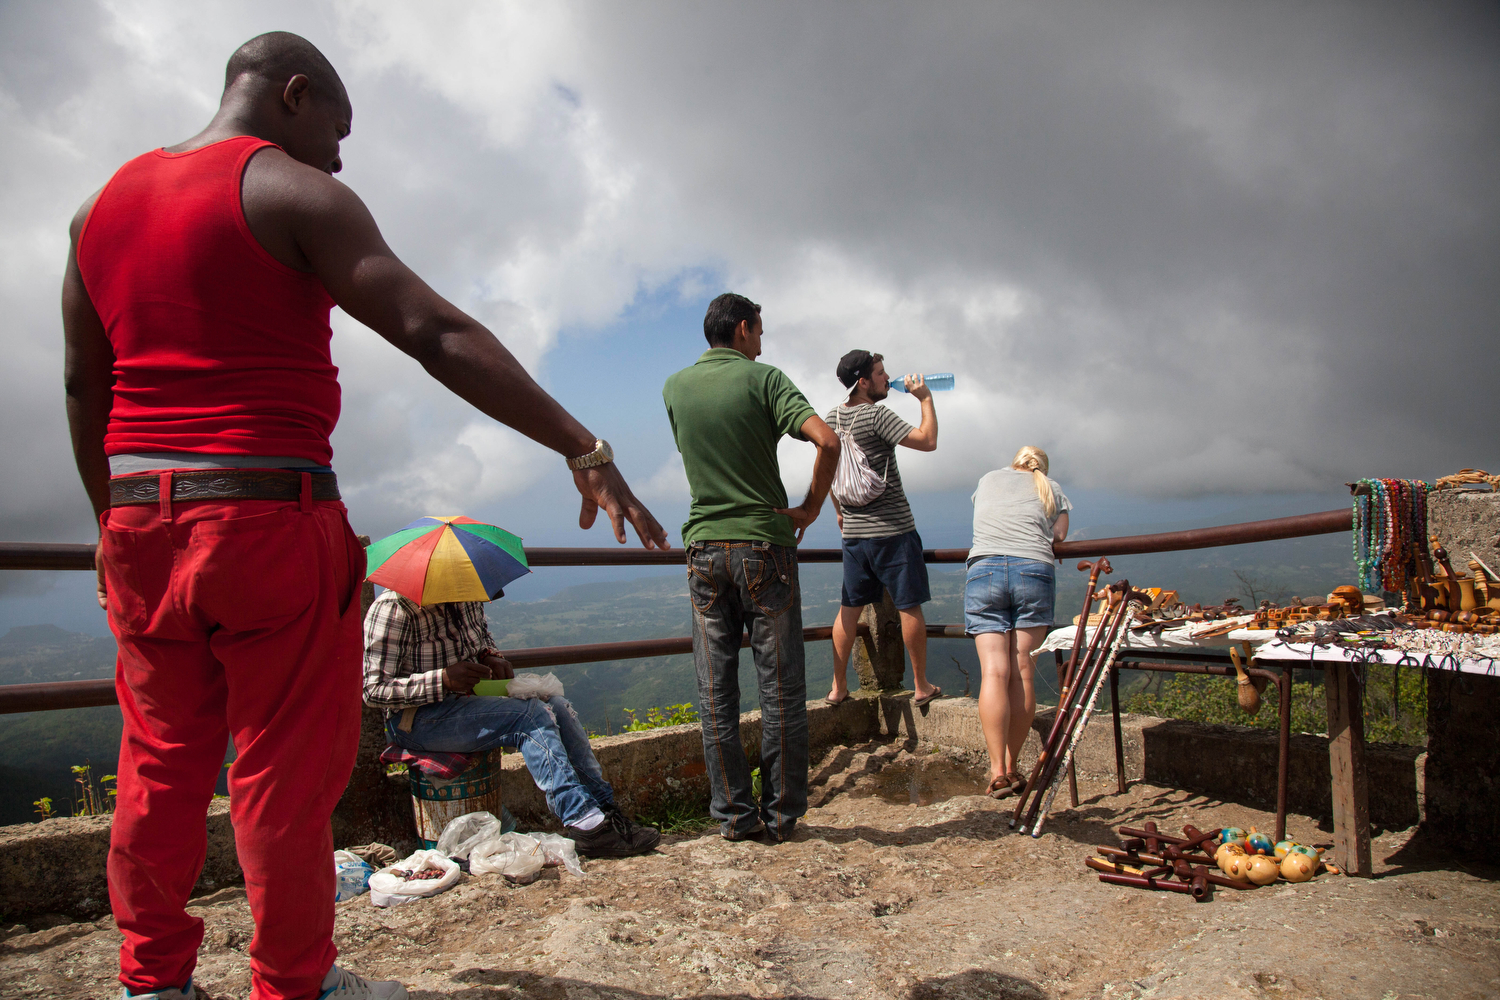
left=964, top=555, right=1056, bottom=634
left=841, top=530, right=931, bottom=610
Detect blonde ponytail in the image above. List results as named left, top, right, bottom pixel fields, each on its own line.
left=1011, top=446, right=1057, bottom=519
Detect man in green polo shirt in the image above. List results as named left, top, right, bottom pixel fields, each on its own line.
left=662, top=292, right=840, bottom=843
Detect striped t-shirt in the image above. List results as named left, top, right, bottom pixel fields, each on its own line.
left=824, top=403, right=916, bottom=539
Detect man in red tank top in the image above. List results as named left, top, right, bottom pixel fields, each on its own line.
left=62, top=32, right=668, bottom=1000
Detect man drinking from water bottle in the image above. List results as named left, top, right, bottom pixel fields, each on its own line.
left=823, top=350, right=940, bottom=708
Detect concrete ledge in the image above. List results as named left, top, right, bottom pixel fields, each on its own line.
left=0, top=696, right=1431, bottom=921
left=500, top=695, right=883, bottom=829
left=0, top=799, right=239, bottom=923
left=892, top=696, right=1423, bottom=828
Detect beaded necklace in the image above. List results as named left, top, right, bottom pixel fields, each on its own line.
left=1352, top=477, right=1430, bottom=598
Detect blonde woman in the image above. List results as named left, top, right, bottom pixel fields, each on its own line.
left=965, top=446, right=1072, bottom=798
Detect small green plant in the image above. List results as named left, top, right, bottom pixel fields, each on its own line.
left=33, top=796, right=55, bottom=821
left=70, top=762, right=117, bottom=817
left=622, top=703, right=699, bottom=732
left=385, top=762, right=410, bottom=776
left=635, top=775, right=715, bottom=835
left=750, top=766, right=762, bottom=802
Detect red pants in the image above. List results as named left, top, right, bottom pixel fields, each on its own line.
left=102, top=493, right=364, bottom=1000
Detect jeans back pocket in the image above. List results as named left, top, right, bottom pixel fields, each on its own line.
left=743, top=552, right=795, bottom=617
left=688, top=552, right=719, bottom=613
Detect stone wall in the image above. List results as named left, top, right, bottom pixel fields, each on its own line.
left=1427, top=488, right=1500, bottom=571
left=1420, top=489, right=1500, bottom=851
left=889, top=699, right=1424, bottom=829
left=0, top=799, right=238, bottom=923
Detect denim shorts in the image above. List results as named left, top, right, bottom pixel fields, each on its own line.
left=964, top=555, right=1056, bottom=634
left=841, top=530, right=931, bottom=609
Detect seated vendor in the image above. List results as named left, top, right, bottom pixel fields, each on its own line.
left=363, top=589, right=660, bottom=858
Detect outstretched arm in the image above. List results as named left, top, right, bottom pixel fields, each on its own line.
left=62, top=193, right=113, bottom=610
left=256, top=152, right=668, bottom=548
left=898, top=374, right=938, bottom=451
left=773, top=415, right=841, bottom=543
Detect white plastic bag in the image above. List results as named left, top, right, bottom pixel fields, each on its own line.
left=532, top=833, right=585, bottom=877
left=333, top=850, right=374, bottom=902
left=368, top=849, right=462, bottom=906
left=436, top=811, right=503, bottom=860
left=507, top=672, right=565, bottom=701
left=470, top=831, right=585, bottom=882
left=470, top=833, right=545, bottom=884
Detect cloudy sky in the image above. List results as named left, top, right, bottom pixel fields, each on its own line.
left=1, top=1, right=1497, bottom=623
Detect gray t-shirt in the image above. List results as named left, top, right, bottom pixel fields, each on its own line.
left=969, top=468, right=1073, bottom=564
left=824, top=403, right=915, bottom=539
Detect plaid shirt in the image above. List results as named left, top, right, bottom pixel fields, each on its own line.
left=362, top=590, right=499, bottom=715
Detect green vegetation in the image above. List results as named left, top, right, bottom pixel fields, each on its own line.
left=33, top=796, right=54, bottom=820
left=622, top=703, right=698, bottom=731
left=70, top=761, right=116, bottom=816
left=1125, top=663, right=1426, bottom=745
left=635, top=774, right=715, bottom=835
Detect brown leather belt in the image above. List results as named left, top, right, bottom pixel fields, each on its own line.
left=109, top=469, right=341, bottom=506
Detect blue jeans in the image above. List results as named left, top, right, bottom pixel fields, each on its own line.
left=964, top=555, right=1057, bottom=634
left=386, top=694, right=613, bottom=827
left=687, top=541, right=808, bottom=839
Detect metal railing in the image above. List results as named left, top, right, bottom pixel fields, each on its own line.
left=0, top=507, right=1353, bottom=715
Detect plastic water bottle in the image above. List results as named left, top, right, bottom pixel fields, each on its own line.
left=889, top=373, right=955, bottom=392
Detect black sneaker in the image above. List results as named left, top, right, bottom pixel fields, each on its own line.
left=566, top=812, right=659, bottom=858
left=607, top=807, right=662, bottom=853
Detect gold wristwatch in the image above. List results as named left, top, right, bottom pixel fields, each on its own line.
left=566, top=439, right=614, bottom=471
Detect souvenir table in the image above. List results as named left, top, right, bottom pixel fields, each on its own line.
left=1037, top=621, right=1494, bottom=876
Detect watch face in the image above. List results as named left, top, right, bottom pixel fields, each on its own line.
left=599, top=440, right=613, bottom=463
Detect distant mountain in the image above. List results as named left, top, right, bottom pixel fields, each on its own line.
left=0, top=533, right=1356, bottom=823
left=0, top=624, right=116, bottom=684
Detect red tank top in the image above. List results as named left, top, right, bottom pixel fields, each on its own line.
left=76, top=136, right=340, bottom=464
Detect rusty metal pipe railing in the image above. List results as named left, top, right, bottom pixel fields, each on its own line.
left=499, top=623, right=862, bottom=669
left=0, top=624, right=870, bottom=715
left=0, top=678, right=118, bottom=714
left=1050, top=508, right=1352, bottom=558
left=0, top=509, right=1355, bottom=572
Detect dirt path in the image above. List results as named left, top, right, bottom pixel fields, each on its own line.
left=3, top=741, right=1496, bottom=999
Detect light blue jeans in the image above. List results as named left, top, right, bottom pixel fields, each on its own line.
left=386, top=695, right=613, bottom=827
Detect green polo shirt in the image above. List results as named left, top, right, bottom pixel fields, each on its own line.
left=663, top=348, right=818, bottom=546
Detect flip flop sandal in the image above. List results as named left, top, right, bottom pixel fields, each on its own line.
left=987, top=776, right=1014, bottom=800
left=824, top=693, right=851, bottom=706
left=913, top=686, right=943, bottom=708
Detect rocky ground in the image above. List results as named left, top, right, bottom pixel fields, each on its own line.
left=2, top=740, right=1497, bottom=1000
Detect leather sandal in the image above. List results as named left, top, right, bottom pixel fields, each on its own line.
left=987, top=775, right=1014, bottom=800
left=1007, top=771, right=1027, bottom=795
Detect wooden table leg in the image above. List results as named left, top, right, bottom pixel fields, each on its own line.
left=1111, top=664, right=1126, bottom=794
left=1326, top=660, right=1373, bottom=877
left=1276, top=663, right=1291, bottom=843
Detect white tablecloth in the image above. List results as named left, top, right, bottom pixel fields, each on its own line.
left=1039, top=616, right=1271, bottom=655
left=1253, top=641, right=1500, bottom=676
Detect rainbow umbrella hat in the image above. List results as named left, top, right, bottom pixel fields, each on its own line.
left=366, top=516, right=530, bottom=605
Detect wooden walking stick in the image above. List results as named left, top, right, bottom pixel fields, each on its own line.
left=1023, top=590, right=1133, bottom=834
left=1010, top=579, right=1117, bottom=828
left=1015, top=582, right=1132, bottom=832
left=1060, top=559, right=1110, bottom=806
left=1025, top=584, right=1150, bottom=836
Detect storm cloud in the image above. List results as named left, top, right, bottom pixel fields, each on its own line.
left=1, top=0, right=1495, bottom=546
